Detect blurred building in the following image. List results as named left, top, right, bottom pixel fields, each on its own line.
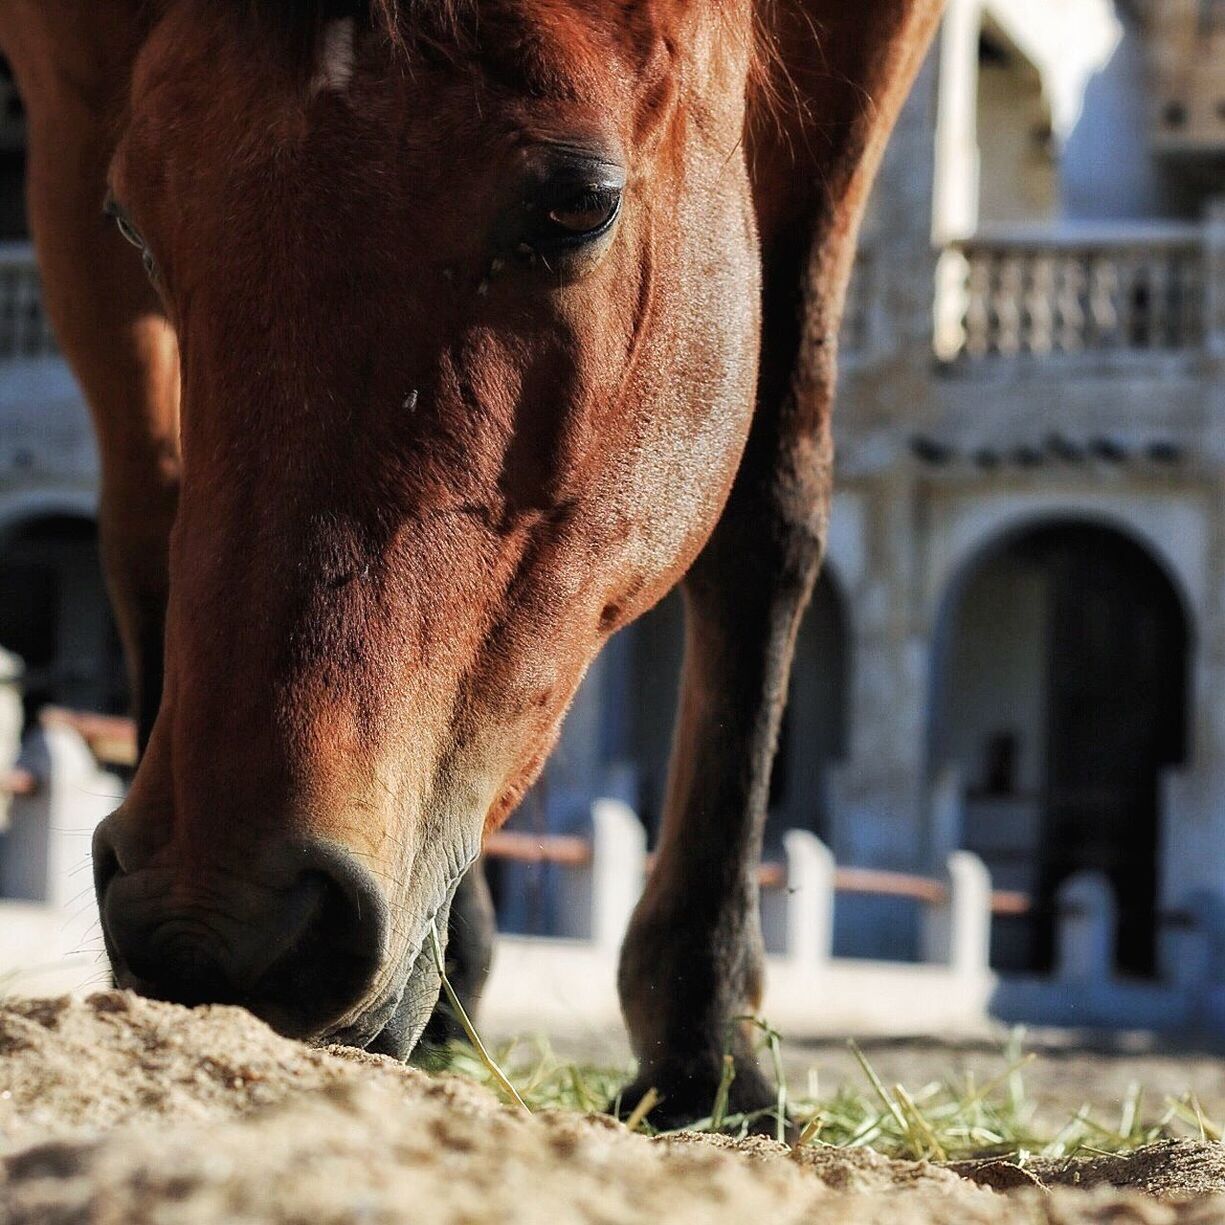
left=2, top=2, right=1224, bottom=987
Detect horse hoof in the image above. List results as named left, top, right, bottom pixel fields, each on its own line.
left=612, top=1065, right=793, bottom=1139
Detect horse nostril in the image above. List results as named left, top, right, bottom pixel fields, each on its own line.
left=253, top=861, right=389, bottom=1035
left=97, top=839, right=389, bottom=1040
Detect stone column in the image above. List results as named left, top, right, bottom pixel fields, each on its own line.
left=1205, top=199, right=1225, bottom=364
left=828, top=473, right=932, bottom=872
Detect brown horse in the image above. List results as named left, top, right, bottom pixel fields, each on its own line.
left=0, top=0, right=941, bottom=1125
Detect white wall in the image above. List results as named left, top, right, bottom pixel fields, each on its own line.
left=1060, top=19, right=1167, bottom=220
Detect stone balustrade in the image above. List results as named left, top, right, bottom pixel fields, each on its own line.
left=0, top=242, right=56, bottom=362
left=935, top=224, right=1209, bottom=365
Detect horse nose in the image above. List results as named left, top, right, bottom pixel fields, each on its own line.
left=93, top=826, right=389, bottom=1038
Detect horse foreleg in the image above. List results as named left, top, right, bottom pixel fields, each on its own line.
left=6, top=11, right=180, bottom=746
left=616, top=0, right=943, bottom=1132
left=615, top=380, right=829, bottom=1131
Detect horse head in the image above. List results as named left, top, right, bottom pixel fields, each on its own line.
left=92, top=0, right=761, bottom=1054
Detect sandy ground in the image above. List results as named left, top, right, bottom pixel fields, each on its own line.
left=5, top=995, right=1225, bottom=1223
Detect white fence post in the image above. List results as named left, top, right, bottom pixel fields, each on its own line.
left=0, top=648, right=22, bottom=832
left=1056, top=871, right=1117, bottom=983
left=3, top=722, right=120, bottom=910
left=1164, top=892, right=1213, bottom=993
left=921, top=851, right=992, bottom=977
left=782, top=830, right=836, bottom=970
left=590, top=798, right=647, bottom=953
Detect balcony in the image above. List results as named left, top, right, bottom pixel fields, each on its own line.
left=935, top=225, right=1210, bottom=370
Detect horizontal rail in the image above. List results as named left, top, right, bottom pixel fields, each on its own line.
left=758, top=861, right=786, bottom=889
left=1, top=766, right=39, bottom=797
left=484, top=831, right=593, bottom=867
left=480, top=834, right=954, bottom=905
left=990, top=890, right=1033, bottom=917
left=831, top=865, right=948, bottom=905
left=40, top=707, right=137, bottom=767
left=0, top=705, right=1036, bottom=926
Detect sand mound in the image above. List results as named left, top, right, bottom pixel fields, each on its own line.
left=2, top=995, right=1225, bottom=1224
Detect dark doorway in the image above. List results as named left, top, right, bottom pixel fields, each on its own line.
left=624, top=570, right=848, bottom=846
left=767, top=571, right=849, bottom=848
left=934, top=520, right=1189, bottom=977
left=0, top=514, right=128, bottom=723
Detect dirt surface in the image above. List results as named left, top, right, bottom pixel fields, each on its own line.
left=4, top=995, right=1225, bottom=1223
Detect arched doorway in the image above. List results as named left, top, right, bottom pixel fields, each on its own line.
left=931, top=520, right=1189, bottom=976
left=0, top=513, right=127, bottom=722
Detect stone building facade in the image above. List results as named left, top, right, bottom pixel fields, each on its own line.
left=2, top=3, right=1224, bottom=988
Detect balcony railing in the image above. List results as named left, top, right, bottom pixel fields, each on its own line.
left=935, top=225, right=1207, bottom=366
left=0, top=242, right=56, bottom=360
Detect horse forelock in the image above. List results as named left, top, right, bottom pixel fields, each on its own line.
left=233, top=1, right=772, bottom=82
left=237, top=0, right=473, bottom=53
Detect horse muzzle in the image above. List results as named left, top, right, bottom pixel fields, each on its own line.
left=92, top=823, right=392, bottom=1041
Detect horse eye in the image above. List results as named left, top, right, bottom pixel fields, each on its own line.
left=117, top=215, right=145, bottom=251
left=104, top=197, right=147, bottom=253
left=546, top=189, right=621, bottom=237
left=529, top=185, right=622, bottom=250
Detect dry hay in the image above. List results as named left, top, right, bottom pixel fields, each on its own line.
left=2, top=994, right=1225, bottom=1224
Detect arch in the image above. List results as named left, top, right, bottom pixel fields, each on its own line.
left=0, top=507, right=127, bottom=720
left=929, top=516, right=1191, bottom=977
left=931, top=506, right=1197, bottom=653
left=0, top=489, right=98, bottom=544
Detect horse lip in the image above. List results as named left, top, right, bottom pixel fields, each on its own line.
left=321, top=990, right=402, bottom=1049
left=322, top=857, right=473, bottom=1053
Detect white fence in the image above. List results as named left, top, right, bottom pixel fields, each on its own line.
left=483, top=802, right=1225, bottom=1037
left=1, top=720, right=118, bottom=995
left=5, top=721, right=1224, bottom=1037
